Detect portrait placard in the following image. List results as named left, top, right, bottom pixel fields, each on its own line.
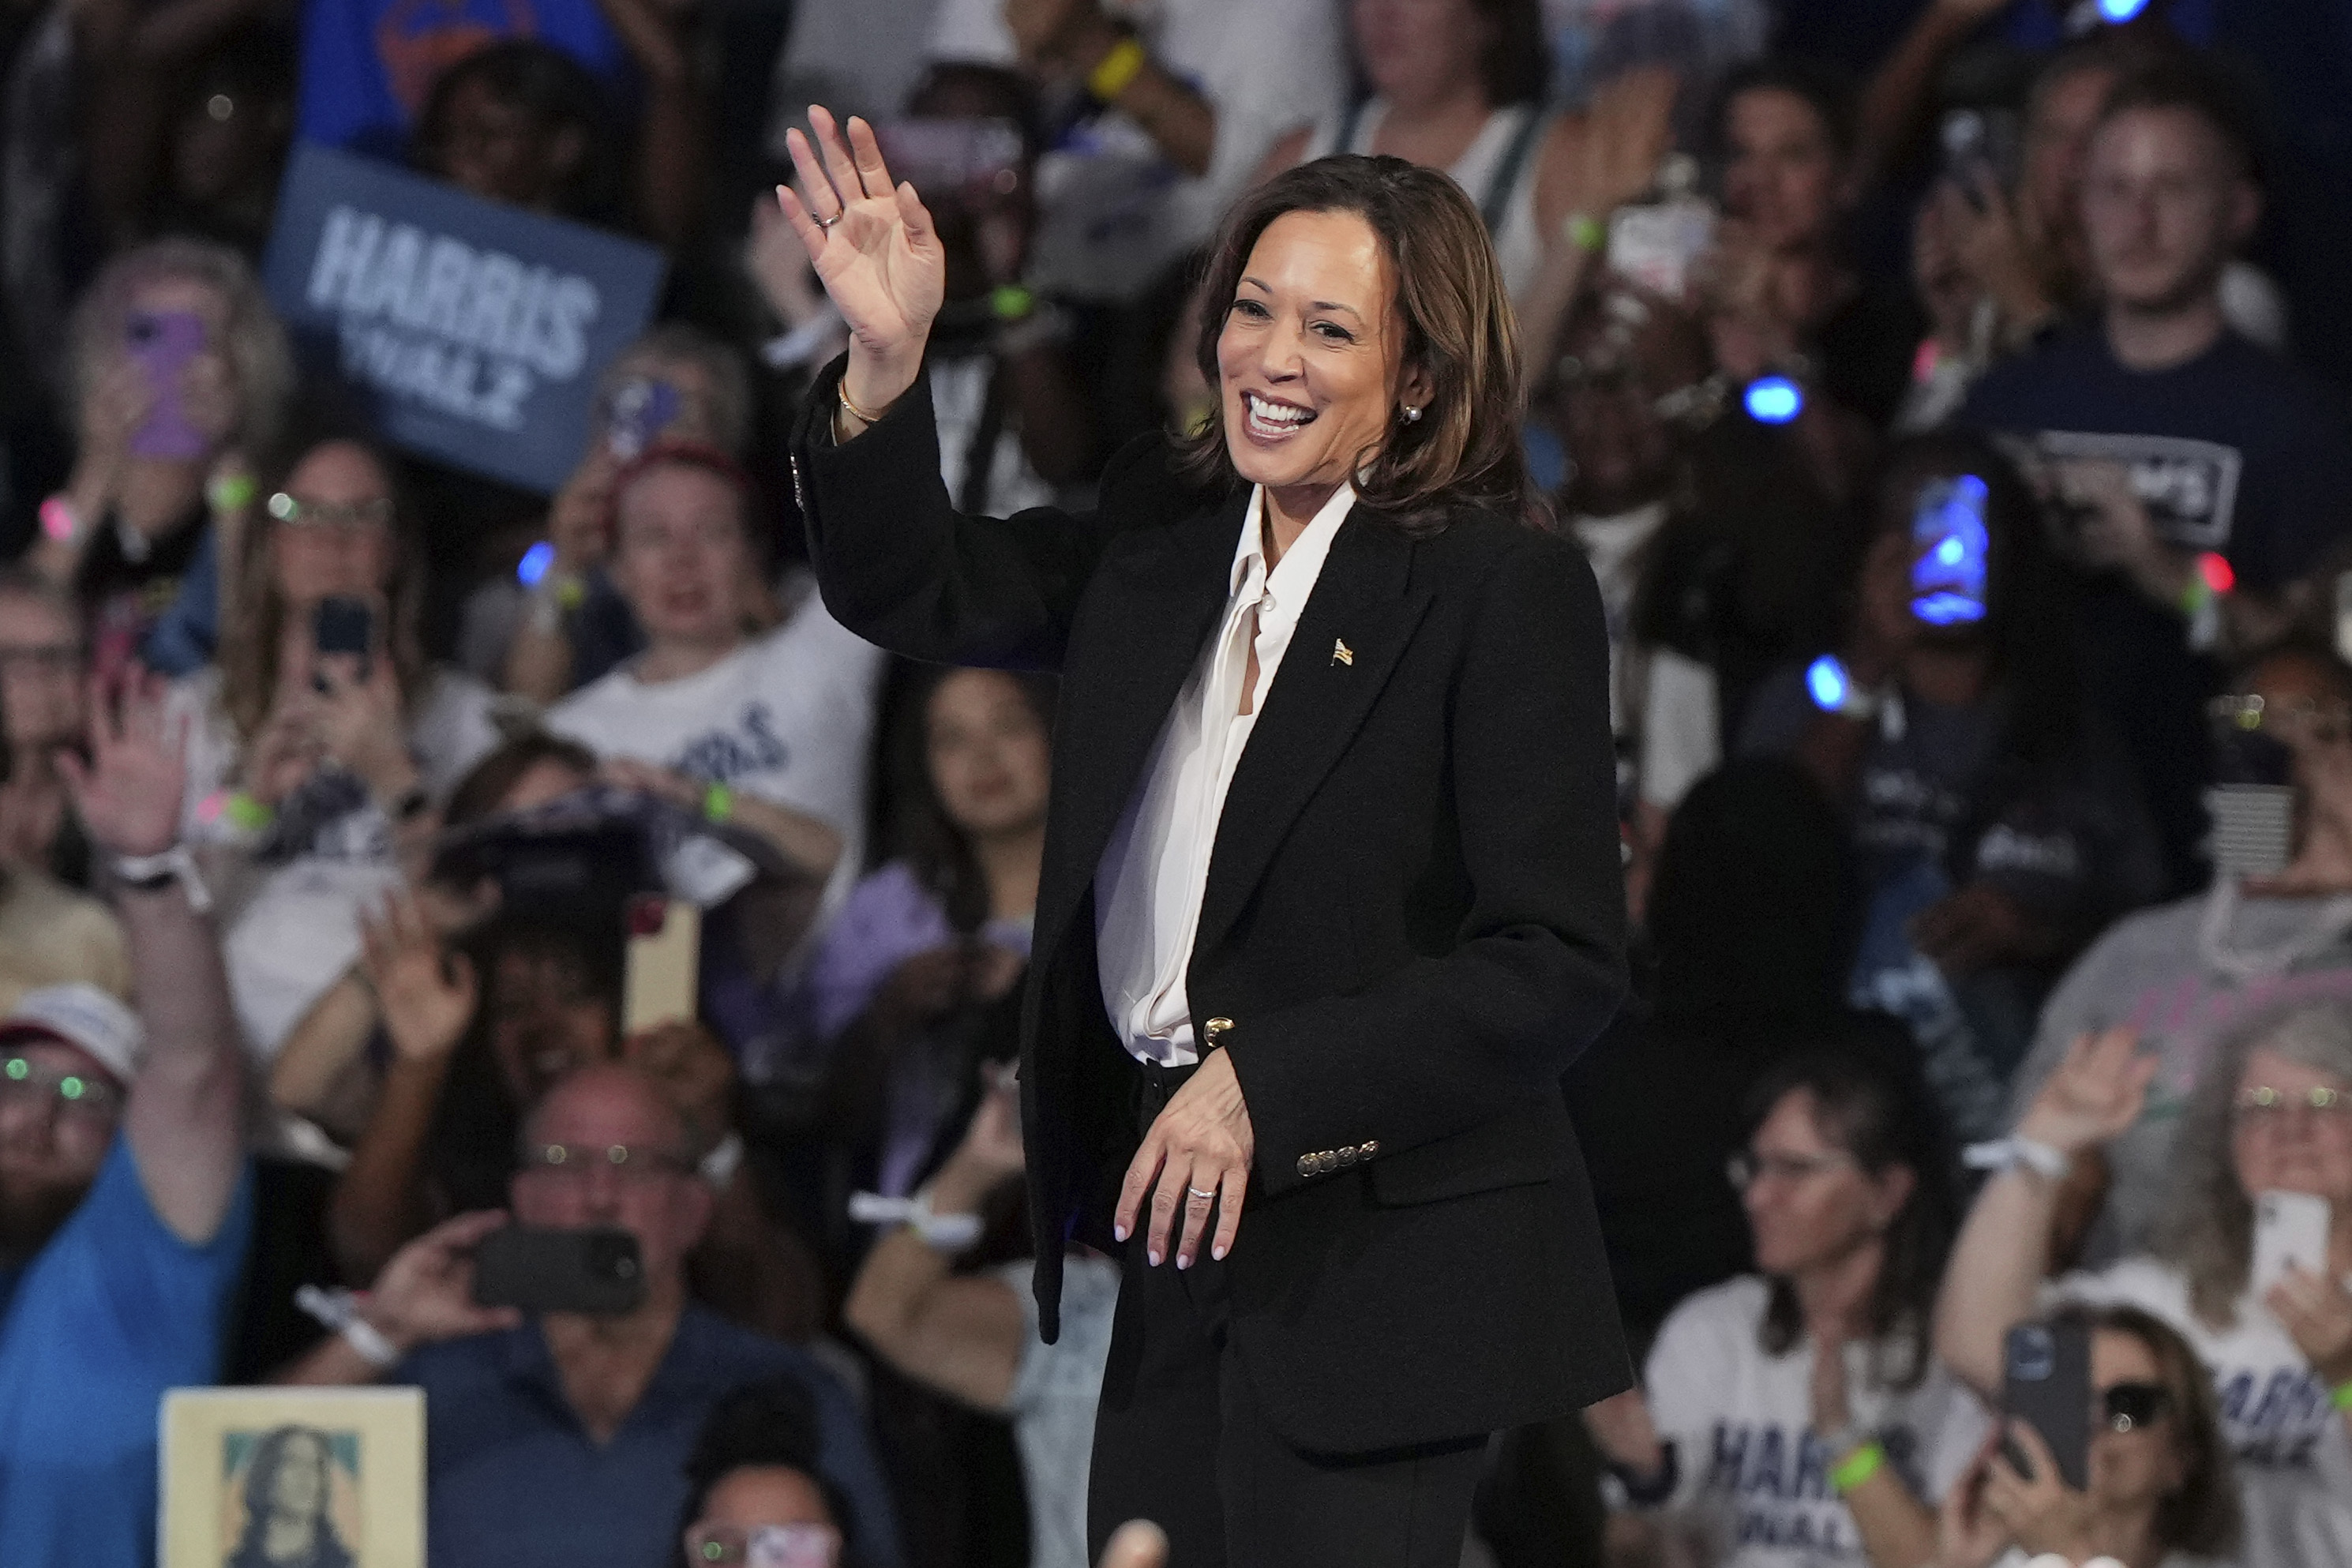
left=261, top=141, right=666, bottom=493
left=160, top=1387, right=425, bottom=1568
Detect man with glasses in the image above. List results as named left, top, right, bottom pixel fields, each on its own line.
left=283, top=1063, right=900, bottom=1567
left=0, top=569, right=93, bottom=881
left=0, top=677, right=256, bottom=1566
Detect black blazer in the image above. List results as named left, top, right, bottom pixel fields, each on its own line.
left=792, top=365, right=1633, bottom=1451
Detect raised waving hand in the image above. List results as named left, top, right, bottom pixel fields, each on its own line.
left=775, top=107, right=945, bottom=422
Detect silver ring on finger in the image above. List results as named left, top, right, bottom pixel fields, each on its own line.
left=1186, top=1185, right=1217, bottom=1201
left=816, top=212, right=842, bottom=231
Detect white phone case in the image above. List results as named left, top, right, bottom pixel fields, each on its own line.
left=2252, top=1190, right=2331, bottom=1295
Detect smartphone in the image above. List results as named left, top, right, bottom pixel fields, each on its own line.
left=1910, top=473, right=1991, bottom=627
left=2002, top=1318, right=2092, bottom=1491
left=126, top=309, right=210, bottom=460
left=604, top=376, right=681, bottom=462
left=875, top=118, right=1024, bottom=204
left=2253, top=1191, right=2331, bottom=1295
left=311, top=596, right=374, bottom=688
left=623, top=893, right=700, bottom=1034
left=471, top=1225, right=646, bottom=1315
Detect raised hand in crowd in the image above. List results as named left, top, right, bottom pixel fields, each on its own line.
left=362, top=887, right=478, bottom=1067
left=1517, top=64, right=1680, bottom=362
left=2017, top=1026, right=2157, bottom=1161
left=58, top=670, right=183, bottom=860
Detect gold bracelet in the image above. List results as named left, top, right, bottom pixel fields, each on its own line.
left=838, top=383, right=892, bottom=428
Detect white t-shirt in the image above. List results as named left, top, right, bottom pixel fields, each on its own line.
left=928, top=0, right=1345, bottom=300
left=998, top=1254, right=1120, bottom=1568
left=1645, top=1277, right=1990, bottom=1568
left=546, top=591, right=885, bottom=927
left=2052, top=1256, right=2352, bottom=1568
left=168, top=665, right=501, bottom=1063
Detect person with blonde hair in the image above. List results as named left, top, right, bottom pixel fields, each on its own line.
left=1936, top=1002, right=2352, bottom=1568
left=29, top=238, right=291, bottom=682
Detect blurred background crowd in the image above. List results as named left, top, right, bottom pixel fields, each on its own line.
left=3, top=0, right=2352, bottom=1566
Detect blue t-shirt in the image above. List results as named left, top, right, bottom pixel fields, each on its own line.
left=400, top=1305, right=902, bottom=1568
left=1962, top=324, right=2352, bottom=892
left=0, top=1138, right=257, bottom=1568
left=296, top=0, right=628, bottom=157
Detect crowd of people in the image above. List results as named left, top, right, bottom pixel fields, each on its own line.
left=2, top=0, right=2352, bottom=1566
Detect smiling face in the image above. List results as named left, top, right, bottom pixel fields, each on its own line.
left=926, top=670, right=1050, bottom=842
left=1216, top=208, right=1428, bottom=505
left=0, top=1035, right=120, bottom=1258
left=1721, top=88, right=1844, bottom=255
left=270, top=1431, right=330, bottom=1518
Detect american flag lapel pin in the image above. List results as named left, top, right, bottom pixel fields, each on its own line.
left=1331, top=639, right=1354, bottom=667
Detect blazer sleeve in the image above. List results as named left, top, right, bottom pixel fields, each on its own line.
left=791, top=355, right=1168, bottom=671
left=1224, top=532, right=1630, bottom=1199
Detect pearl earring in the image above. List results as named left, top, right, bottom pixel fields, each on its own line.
left=1402, top=405, right=1423, bottom=424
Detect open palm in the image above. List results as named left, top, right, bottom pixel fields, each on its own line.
left=775, top=107, right=945, bottom=384
left=58, top=673, right=186, bottom=858
left=2020, top=1026, right=2155, bottom=1155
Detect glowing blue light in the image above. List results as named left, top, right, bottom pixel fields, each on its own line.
left=1745, top=376, right=1803, bottom=425
left=1914, top=591, right=1988, bottom=627
left=517, top=540, right=556, bottom=587
left=1806, top=655, right=1851, bottom=712
left=2098, top=0, right=2149, bottom=21
left=1935, top=536, right=1966, bottom=567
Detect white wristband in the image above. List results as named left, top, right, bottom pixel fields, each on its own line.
left=846, top=1188, right=985, bottom=1253
left=341, top=1316, right=401, bottom=1371
left=1963, top=1135, right=2072, bottom=1182
left=110, top=843, right=212, bottom=913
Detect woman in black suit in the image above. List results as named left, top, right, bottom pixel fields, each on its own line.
left=778, top=109, right=1630, bottom=1568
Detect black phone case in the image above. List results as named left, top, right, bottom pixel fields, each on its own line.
left=312, top=596, right=374, bottom=681
left=2001, top=1318, right=2092, bottom=1491
left=471, top=1225, right=646, bottom=1316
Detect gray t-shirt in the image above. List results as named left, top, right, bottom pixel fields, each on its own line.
left=997, top=1254, right=1121, bottom=1568
left=2009, top=885, right=2352, bottom=1260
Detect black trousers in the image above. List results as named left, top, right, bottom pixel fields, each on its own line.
left=1085, top=1060, right=1488, bottom=1568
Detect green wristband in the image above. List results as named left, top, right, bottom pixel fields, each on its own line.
left=224, top=791, right=276, bottom=833
left=702, top=782, right=734, bottom=824
left=1566, top=211, right=1608, bottom=253
left=2333, top=1378, right=2352, bottom=1412
left=1829, top=1440, right=1885, bottom=1495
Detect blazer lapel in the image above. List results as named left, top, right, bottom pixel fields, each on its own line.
left=1192, top=512, right=1429, bottom=962
left=1033, top=489, right=1248, bottom=961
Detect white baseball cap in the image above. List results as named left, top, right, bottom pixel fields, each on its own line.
left=0, top=984, right=144, bottom=1084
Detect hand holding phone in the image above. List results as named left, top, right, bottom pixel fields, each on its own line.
left=471, top=1225, right=646, bottom=1315
left=1911, top=474, right=1991, bottom=628
left=624, top=894, right=700, bottom=1033
left=2000, top=1319, right=2091, bottom=1491
left=125, top=309, right=212, bottom=461
left=2253, top=1191, right=2331, bottom=1296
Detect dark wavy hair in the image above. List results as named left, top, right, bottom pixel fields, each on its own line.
left=1743, top=1038, right=1960, bottom=1389
left=882, top=664, right=1058, bottom=935
left=1176, top=156, right=1537, bottom=535
left=231, top=1426, right=351, bottom=1568
left=674, top=1375, right=858, bottom=1568
left=2050, top=1303, right=2242, bottom=1559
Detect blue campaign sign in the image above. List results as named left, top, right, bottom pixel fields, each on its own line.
left=261, top=142, right=666, bottom=493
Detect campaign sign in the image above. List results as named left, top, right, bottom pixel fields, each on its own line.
left=262, top=142, right=666, bottom=493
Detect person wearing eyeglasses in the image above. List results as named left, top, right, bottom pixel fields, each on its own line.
left=281, top=1062, right=902, bottom=1567
left=1930, top=1305, right=2241, bottom=1568
left=2004, top=644, right=2352, bottom=1269
left=674, top=1375, right=858, bottom=1568
left=1936, top=1005, right=2352, bottom=1568
left=160, top=428, right=499, bottom=1075
left=0, top=570, right=96, bottom=883
left=1584, top=1040, right=1985, bottom=1568
left=0, top=676, right=256, bottom=1567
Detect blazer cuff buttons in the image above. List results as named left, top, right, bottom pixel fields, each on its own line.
left=1297, top=1140, right=1379, bottom=1179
